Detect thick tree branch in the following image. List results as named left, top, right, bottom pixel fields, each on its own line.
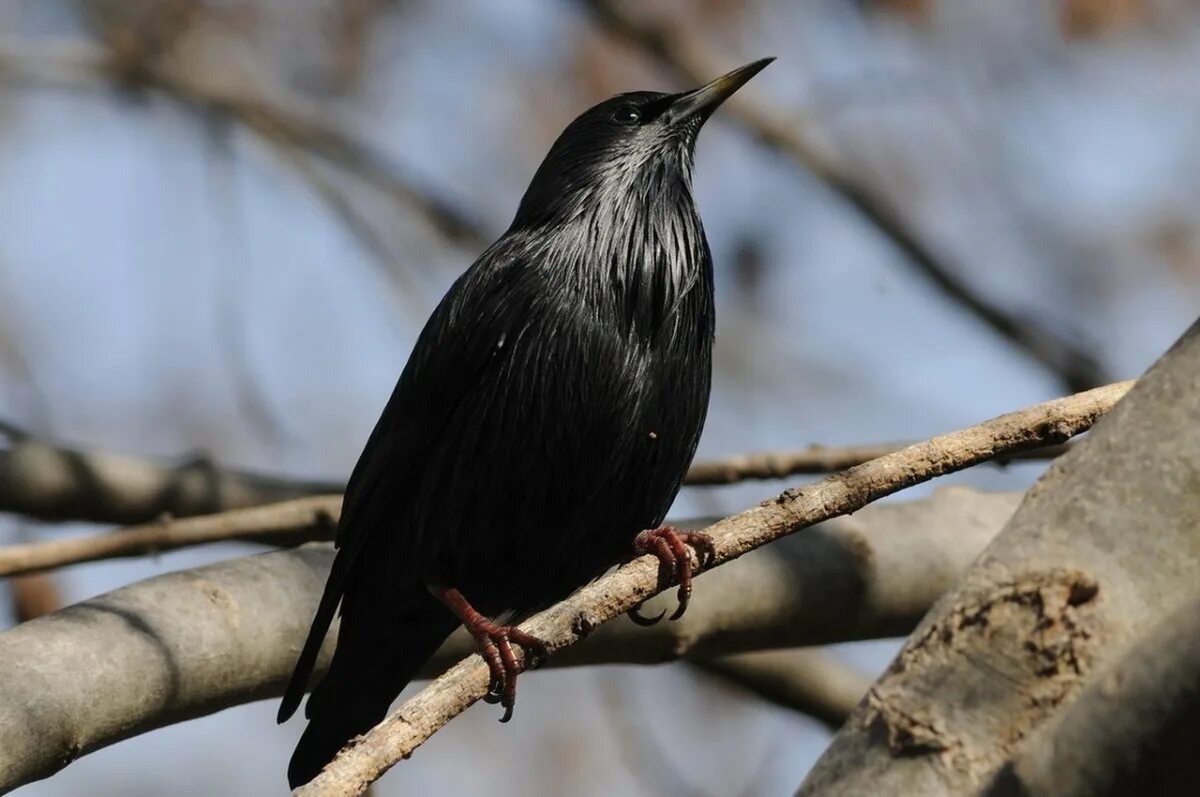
left=0, top=545, right=338, bottom=793
left=696, top=649, right=871, bottom=731
left=797, top=321, right=1200, bottom=796
left=0, top=488, right=1017, bottom=792
left=297, top=381, right=1131, bottom=796
left=580, top=0, right=1109, bottom=392
left=986, top=594, right=1200, bottom=797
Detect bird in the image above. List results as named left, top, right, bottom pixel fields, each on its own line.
left=278, top=57, right=773, bottom=788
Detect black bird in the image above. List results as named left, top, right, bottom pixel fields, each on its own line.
left=279, top=58, right=773, bottom=788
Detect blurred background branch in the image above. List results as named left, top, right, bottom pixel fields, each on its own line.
left=695, top=649, right=870, bottom=731
left=0, top=424, right=340, bottom=525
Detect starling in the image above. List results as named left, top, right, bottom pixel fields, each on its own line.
left=279, top=58, right=773, bottom=787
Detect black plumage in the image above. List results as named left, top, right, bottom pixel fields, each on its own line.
left=279, top=58, right=773, bottom=788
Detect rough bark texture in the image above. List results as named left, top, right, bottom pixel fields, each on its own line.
left=987, top=594, right=1200, bottom=797
left=0, top=488, right=1016, bottom=792
left=797, top=321, right=1200, bottom=796
left=685, top=443, right=1069, bottom=485
left=297, top=382, right=1128, bottom=797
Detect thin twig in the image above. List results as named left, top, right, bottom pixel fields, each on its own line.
left=296, top=380, right=1133, bottom=796
left=684, top=441, right=1070, bottom=485
left=579, top=0, right=1109, bottom=393
left=0, top=497, right=340, bottom=576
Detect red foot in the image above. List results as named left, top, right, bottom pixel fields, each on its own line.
left=627, top=525, right=716, bottom=625
left=429, top=585, right=548, bottom=722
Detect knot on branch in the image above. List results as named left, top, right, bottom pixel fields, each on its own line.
left=863, top=569, right=1101, bottom=768
left=1036, top=420, right=1075, bottom=446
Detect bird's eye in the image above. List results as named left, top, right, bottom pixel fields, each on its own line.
left=613, top=106, right=641, bottom=125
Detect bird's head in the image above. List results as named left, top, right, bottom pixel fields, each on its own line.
left=510, top=58, right=774, bottom=230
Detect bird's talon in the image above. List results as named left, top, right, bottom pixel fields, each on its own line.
left=627, top=605, right=665, bottom=626
left=669, top=586, right=690, bottom=622
left=429, top=586, right=551, bottom=721
left=633, top=526, right=714, bottom=621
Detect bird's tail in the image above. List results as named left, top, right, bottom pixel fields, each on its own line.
left=286, top=588, right=458, bottom=788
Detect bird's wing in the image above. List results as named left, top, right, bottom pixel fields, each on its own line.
left=278, top=247, right=547, bottom=721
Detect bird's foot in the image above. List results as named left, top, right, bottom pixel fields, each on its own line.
left=627, top=525, right=716, bottom=625
left=428, top=585, right=548, bottom=723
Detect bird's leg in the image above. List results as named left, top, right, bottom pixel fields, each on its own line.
left=627, top=525, right=717, bottom=625
left=427, top=585, right=548, bottom=723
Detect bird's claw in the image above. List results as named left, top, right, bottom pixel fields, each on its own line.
left=463, top=620, right=548, bottom=723
left=626, top=605, right=666, bottom=626
left=631, top=525, right=716, bottom=621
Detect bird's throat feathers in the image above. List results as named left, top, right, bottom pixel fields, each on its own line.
left=503, top=93, right=712, bottom=339
left=516, top=157, right=709, bottom=340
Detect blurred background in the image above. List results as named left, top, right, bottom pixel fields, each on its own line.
left=0, top=0, right=1195, bottom=794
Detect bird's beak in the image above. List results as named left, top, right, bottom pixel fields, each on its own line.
left=664, top=57, right=775, bottom=126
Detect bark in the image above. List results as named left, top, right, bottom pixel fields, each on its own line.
left=0, top=545, right=337, bottom=793
left=797, top=321, right=1200, bottom=796
left=0, top=488, right=1016, bottom=792
left=0, top=496, right=341, bottom=576
left=684, top=442, right=1069, bottom=485
left=986, top=593, right=1200, bottom=797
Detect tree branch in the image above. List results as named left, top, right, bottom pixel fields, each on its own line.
left=579, top=0, right=1109, bottom=393
left=0, top=496, right=341, bottom=576
left=0, top=544, right=337, bottom=793
left=297, top=380, right=1131, bottom=796
left=0, top=426, right=341, bottom=525
left=797, top=322, right=1200, bottom=796
left=696, top=649, right=871, bottom=731
left=684, top=442, right=1070, bottom=485
left=986, top=593, right=1200, bottom=797
left=0, top=487, right=1018, bottom=792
